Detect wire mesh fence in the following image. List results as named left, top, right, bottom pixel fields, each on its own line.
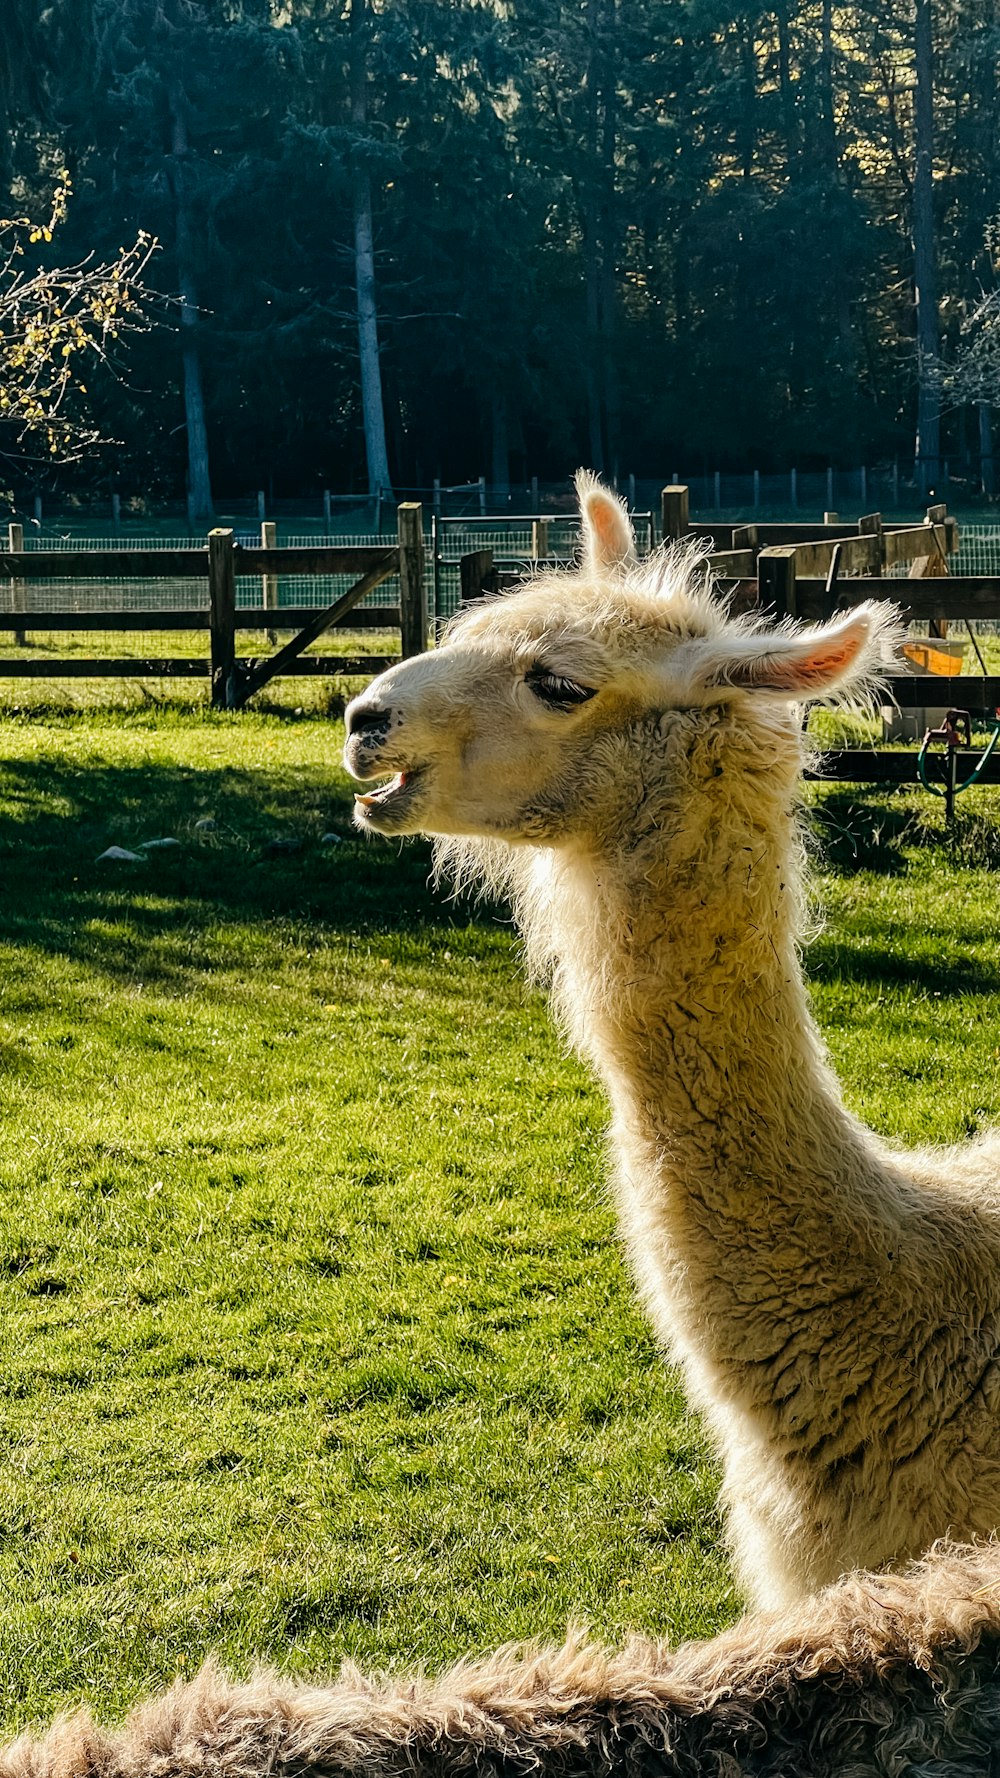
left=1, top=514, right=999, bottom=695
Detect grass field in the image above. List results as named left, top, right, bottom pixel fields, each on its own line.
left=0, top=705, right=999, bottom=1735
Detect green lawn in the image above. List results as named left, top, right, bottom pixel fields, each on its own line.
left=0, top=709, right=998, bottom=1733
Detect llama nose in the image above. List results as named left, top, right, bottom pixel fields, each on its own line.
left=346, top=699, right=393, bottom=742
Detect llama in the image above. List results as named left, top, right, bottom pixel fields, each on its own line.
left=3, top=1542, right=1000, bottom=1776
left=343, top=474, right=1000, bottom=1609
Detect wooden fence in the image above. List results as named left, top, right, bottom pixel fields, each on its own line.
left=0, top=505, right=426, bottom=709
left=459, top=487, right=1000, bottom=799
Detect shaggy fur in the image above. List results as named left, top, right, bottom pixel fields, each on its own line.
left=4, top=1543, right=1000, bottom=1778
left=343, top=475, right=1000, bottom=1608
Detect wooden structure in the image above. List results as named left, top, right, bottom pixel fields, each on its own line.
left=0, top=505, right=427, bottom=709
left=458, top=490, right=1000, bottom=795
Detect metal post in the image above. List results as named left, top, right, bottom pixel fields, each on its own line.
left=261, top=520, right=278, bottom=646
left=8, top=522, right=25, bottom=648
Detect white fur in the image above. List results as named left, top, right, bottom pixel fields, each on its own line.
left=343, top=475, right=1000, bottom=1609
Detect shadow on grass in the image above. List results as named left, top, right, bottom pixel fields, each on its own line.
left=808, top=932, right=1000, bottom=997
left=808, top=794, right=919, bottom=876
left=810, top=787, right=1000, bottom=876
left=0, top=754, right=493, bottom=988
left=6, top=752, right=1000, bottom=1003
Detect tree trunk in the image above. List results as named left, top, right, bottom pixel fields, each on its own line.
left=598, top=0, right=619, bottom=477
left=350, top=0, right=393, bottom=501
left=168, top=86, right=213, bottom=521
left=980, top=402, right=995, bottom=497
left=491, top=389, right=510, bottom=503
left=913, top=0, right=940, bottom=497
left=739, top=19, right=757, bottom=182
left=580, top=0, right=606, bottom=471
left=775, top=0, right=798, bottom=178
left=818, top=0, right=835, bottom=174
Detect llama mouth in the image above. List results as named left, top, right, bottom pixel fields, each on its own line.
left=353, top=767, right=426, bottom=829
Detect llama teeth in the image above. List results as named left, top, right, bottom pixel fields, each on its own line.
left=356, top=773, right=406, bottom=808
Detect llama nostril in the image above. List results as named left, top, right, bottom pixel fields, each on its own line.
left=347, top=702, right=393, bottom=741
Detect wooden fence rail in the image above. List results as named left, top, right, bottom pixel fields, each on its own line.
left=455, top=492, right=1000, bottom=807
left=0, top=505, right=426, bottom=708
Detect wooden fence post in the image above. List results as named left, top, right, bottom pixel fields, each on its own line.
left=8, top=522, right=25, bottom=648
left=531, top=519, right=549, bottom=561
left=261, top=519, right=278, bottom=645
left=208, top=528, right=237, bottom=708
left=661, top=485, right=690, bottom=541
left=757, top=545, right=797, bottom=619
left=858, top=511, right=884, bottom=576
left=460, top=549, right=494, bottom=605
left=398, top=503, right=427, bottom=656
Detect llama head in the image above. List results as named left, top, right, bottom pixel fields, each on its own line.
left=343, top=475, right=899, bottom=853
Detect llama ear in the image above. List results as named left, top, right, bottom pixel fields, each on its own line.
left=685, top=603, right=901, bottom=700
left=576, top=470, right=636, bottom=573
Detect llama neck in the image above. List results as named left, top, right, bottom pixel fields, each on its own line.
left=520, top=741, right=893, bottom=1303
left=548, top=837, right=838, bottom=1170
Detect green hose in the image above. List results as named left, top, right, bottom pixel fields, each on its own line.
left=917, top=720, right=1000, bottom=797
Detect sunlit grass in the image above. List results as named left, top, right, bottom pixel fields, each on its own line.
left=0, top=711, right=998, bottom=1732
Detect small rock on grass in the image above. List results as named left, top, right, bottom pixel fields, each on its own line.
left=320, top=832, right=343, bottom=846
left=194, top=817, right=217, bottom=833
left=139, top=837, right=181, bottom=851
left=96, top=847, right=146, bottom=864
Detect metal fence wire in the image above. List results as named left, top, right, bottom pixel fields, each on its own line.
left=1, top=519, right=999, bottom=683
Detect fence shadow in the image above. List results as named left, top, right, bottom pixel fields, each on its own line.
left=0, top=754, right=495, bottom=992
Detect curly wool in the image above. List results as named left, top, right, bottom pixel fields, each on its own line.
left=4, top=1542, right=1000, bottom=1778
left=347, top=479, right=1000, bottom=1607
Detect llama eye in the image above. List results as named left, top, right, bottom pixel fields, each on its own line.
left=525, top=667, right=597, bottom=710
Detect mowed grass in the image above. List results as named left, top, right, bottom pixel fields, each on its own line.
left=0, top=712, right=999, bottom=1732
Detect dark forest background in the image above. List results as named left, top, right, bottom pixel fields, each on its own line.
left=1, top=0, right=997, bottom=510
